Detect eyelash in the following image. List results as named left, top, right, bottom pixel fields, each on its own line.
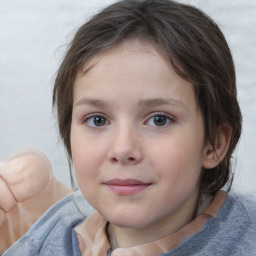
left=82, top=113, right=110, bottom=128
left=145, top=112, right=174, bottom=127
left=82, top=112, right=174, bottom=128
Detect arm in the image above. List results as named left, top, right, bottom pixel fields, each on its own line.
left=0, top=148, right=73, bottom=254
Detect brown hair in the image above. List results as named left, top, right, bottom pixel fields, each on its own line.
left=53, top=0, right=242, bottom=195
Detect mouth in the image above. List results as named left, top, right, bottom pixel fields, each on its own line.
left=103, top=179, right=152, bottom=195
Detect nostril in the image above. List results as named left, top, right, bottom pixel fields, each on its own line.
left=111, top=157, right=118, bottom=163
left=110, top=156, right=136, bottom=163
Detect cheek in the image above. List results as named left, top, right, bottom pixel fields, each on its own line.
left=151, top=142, right=202, bottom=211
left=73, top=145, right=102, bottom=177
left=147, top=136, right=203, bottom=184
left=71, top=131, right=103, bottom=182
left=72, top=143, right=101, bottom=204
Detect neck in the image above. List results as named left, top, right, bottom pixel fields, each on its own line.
left=108, top=190, right=200, bottom=249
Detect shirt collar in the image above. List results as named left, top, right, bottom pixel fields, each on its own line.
left=75, top=190, right=227, bottom=256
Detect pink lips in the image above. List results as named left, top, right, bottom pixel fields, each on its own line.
left=104, top=179, right=151, bottom=195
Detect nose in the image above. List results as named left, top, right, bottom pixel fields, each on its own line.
left=108, top=124, right=143, bottom=165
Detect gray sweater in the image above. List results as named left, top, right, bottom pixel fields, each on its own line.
left=3, top=190, right=256, bottom=256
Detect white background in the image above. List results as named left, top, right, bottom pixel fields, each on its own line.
left=0, top=0, right=255, bottom=192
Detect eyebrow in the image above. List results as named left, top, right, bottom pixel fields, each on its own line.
left=74, top=97, right=185, bottom=108
left=75, top=98, right=107, bottom=107
left=138, top=98, right=185, bottom=108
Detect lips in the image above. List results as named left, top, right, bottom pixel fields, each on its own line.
left=105, top=179, right=150, bottom=186
left=104, top=179, right=152, bottom=195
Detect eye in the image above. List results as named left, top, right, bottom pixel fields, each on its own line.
left=146, top=113, right=173, bottom=127
left=84, top=115, right=110, bottom=127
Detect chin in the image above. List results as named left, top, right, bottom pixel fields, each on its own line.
left=97, top=205, right=155, bottom=229
left=106, top=213, right=152, bottom=229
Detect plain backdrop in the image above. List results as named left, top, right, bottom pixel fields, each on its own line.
left=0, top=0, right=255, bottom=192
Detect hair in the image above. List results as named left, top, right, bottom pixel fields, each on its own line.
left=53, top=0, right=242, bottom=195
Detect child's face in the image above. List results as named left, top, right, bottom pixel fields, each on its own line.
left=71, top=40, right=210, bottom=234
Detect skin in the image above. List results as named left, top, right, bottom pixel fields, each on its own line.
left=70, top=40, right=217, bottom=249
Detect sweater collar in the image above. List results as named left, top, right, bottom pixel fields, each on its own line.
left=75, top=190, right=227, bottom=256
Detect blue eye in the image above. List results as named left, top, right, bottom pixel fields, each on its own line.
left=146, top=114, right=173, bottom=127
left=85, top=115, right=109, bottom=127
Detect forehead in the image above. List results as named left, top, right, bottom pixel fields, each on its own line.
left=73, top=40, right=197, bottom=110
left=80, top=40, right=167, bottom=76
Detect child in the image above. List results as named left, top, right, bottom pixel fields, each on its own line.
left=3, top=0, right=256, bottom=255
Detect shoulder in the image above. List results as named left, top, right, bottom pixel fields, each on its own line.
left=217, top=190, right=256, bottom=230
left=166, top=191, right=256, bottom=256
left=3, top=190, right=95, bottom=256
left=211, top=190, right=256, bottom=254
left=225, top=190, right=256, bottom=221
left=28, top=189, right=95, bottom=233
left=34, top=189, right=95, bottom=229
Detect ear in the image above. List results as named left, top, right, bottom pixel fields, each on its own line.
left=202, top=125, right=232, bottom=169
